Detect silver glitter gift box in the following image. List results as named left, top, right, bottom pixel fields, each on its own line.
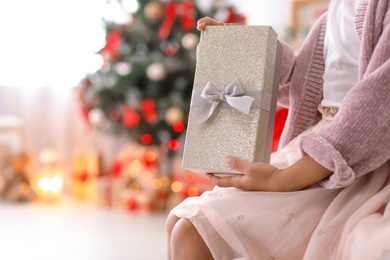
left=181, top=26, right=282, bottom=174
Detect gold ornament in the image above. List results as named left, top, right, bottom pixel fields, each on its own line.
left=165, top=107, right=184, bottom=125
left=144, top=2, right=164, bottom=21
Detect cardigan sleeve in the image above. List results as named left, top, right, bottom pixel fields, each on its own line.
left=276, top=41, right=296, bottom=107
left=300, top=19, right=390, bottom=189
left=276, top=12, right=328, bottom=109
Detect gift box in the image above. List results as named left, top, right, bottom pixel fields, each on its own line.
left=182, top=26, right=282, bottom=174
left=109, top=142, right=169, bottom=211
left=71, top=150, right=101, bottom=203
left=166, top=156, right=215, bottom=211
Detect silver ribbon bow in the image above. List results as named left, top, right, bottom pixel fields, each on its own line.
left=197, top=77, right=255, bottom=124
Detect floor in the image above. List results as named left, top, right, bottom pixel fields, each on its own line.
left=0, top=199, right=168, bottom=260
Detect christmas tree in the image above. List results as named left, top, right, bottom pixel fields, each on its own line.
left=77, top=0, right=245, bottom=154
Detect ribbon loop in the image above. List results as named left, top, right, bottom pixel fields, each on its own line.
left=197, top=77, right=255, bottom=124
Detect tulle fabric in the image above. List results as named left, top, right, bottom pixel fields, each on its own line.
left=172, top=119, right=390, bottom=259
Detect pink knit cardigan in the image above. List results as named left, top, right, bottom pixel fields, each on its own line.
left=277, top=0, right=390, bottom=189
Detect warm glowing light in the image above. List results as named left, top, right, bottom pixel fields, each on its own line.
left=128, top=183, right=139, bottom=193
left=142, top=171, right=153, bottom=181
left=99, top=199, right=110, bottom=208
left=37, top=177, right=63, bottom=193
left=171, top=181, right=183, bottom=193
left=144, top=151, right=156, bottom=163
left=161, top=176, right=170, bottom=188
left=129, top=169, right=140, bottom=178
left=184, top=172, right=196, bottom=183
left=36, top=148, right=64, bottom=202
left=122, top=198, right=135, bottom=209
left=130, top=160, right=142, bottom=171
left=151, top=178, right=163, bottom=190
left=187, top=186, right=199, bottom=197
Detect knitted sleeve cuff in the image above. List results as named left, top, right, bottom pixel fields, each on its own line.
left=300, top=132, right=356, bottom=189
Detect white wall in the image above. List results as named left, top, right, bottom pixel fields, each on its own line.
left=197, top=0, right=291, bottom=38
left=229, top=0, right=290, bottom=37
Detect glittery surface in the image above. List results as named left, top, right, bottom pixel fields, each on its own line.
left=182, top=26, right=281, bottom=174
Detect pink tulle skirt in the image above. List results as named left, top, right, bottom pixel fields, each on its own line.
left=172, top=119, right=390, bottom=260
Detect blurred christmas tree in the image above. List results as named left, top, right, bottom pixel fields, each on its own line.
left=76, top=0, right=245, bottom=154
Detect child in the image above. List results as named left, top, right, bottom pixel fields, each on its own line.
left=167, top=0, right=390, bottom=259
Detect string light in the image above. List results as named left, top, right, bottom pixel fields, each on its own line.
left=37, top=177, right=63, bottom=193
left=161, top=176, right=171, bottom=188
left=151, top=178, right=163, bottom=190
left=187, top=186, right=199, bottom=197
left=129, top=159, right=142, bottom=171
left=184, top=172, right=196, bottom=183
left=144, top=151, right=156, bottom=162
left=171, top=181, right=183, bottom=193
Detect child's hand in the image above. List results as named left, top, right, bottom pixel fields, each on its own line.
left=197, top=17, right=225, bottom=31
left=206, top=156, right=282, bottom=192
left=196, top=17, right=234, bottom=59
left=206, top=155, right=333, bottom=192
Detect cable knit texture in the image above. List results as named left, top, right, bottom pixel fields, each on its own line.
left=278, top=0, right=390, bottom=189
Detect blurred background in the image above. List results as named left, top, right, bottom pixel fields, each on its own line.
left=0, top=0, right=328, bottom=259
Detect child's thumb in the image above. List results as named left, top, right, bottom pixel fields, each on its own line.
left=225, top=156, right=247, bottom=173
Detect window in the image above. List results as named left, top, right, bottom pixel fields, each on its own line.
left=0, top=0, right=107, bottom=87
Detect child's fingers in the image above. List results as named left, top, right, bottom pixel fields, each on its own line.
left=197, top=22, right=206, bottom=30
left=197, top=17, right=225, bottom=30
left=225, top=156, right=248, bottom=173
left=205, top=173, right=243, bottom=189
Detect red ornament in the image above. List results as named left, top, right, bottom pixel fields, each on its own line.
left=81, top=106, right=91, bottom=129
left=79, top=171, right=89, bottom=182
left=123, top=198, right=138, bottom=211
left=173, top=121, right=185, bottom=132
left=165, top=45, right=177, bottom=56
left=141, top=134, right=153, bottom=145
left=158, top=2, right=195, bottom=40
left=101, top=29, right=122, bottom=60
left=122, top=106, right=140, bottom=128
left=140, top=99, right=157, bottom=124
left=272, top=108, right=288, bottom=152
left=168, top=139, right=180, bottom=151
left=225, top=7, right=246, bottom=24
left=111, top=160, right=123, bottom=178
